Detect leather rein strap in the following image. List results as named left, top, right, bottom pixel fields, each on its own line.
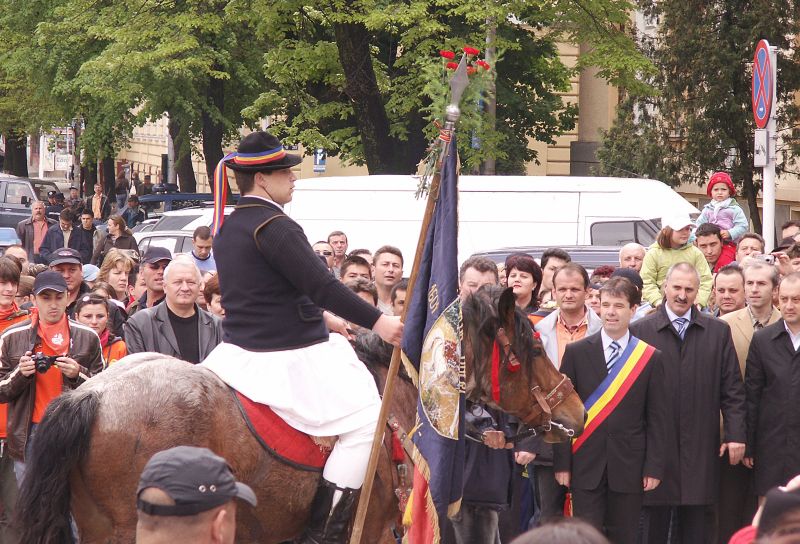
left=488, top=327, right=575, bottom=443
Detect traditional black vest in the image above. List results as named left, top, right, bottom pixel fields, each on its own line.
left=214, top=196, right=329, bottom=351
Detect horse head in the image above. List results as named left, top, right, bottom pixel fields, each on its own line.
left=462, top=286, right=585, bottom=443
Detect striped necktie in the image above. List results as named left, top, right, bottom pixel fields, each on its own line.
left=607, top=341, right=621, bottom=371
left=673, top=317, right=689, bottom=339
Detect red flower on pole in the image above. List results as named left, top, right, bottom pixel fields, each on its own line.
left=439, top=50, right=455, bottom=60
left=476, top=60, right=491, bottom=70
left=466, top=66, right=477, bottom=75
left=446, top=62, right=459, bottom=70
left=463, top=46, right=480, bottom=56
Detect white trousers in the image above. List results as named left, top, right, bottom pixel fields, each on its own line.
left=201, top=334, right=381, bottom=489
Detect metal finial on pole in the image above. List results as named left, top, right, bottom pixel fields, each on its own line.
left=348, top=51, right=470, bottom=544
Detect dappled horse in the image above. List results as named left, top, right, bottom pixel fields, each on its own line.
left=16, top=287, right=584, bottom=543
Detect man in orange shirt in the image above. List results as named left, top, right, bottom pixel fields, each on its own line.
left=532, top=262, right=602, bottom=524
left=0, top=257, right=29, bottom=541
left=0, top=271, right=103, bottom=484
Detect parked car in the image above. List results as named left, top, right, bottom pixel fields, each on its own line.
left=0, top=176, right=63, bottom=228
left=0, top=227, right=21, bottom=256
left=137, top=193, right=239, bottom=219
left=286, top=175, right=699, bottom=263
left=133, top=230, right=194, bottom=257
left=148, top=206, right=235, bottom=232
left=475, top=245, right=623, bottom=275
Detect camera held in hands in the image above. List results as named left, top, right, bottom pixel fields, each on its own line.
left=32, top=353, right=59, bottom=374
left=755, top=253, right=776, bottom=265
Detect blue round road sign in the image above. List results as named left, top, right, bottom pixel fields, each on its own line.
left=752, top=39, right=773, bottom=129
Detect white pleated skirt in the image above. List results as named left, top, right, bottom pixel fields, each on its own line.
left=200, top=334, right=380, bottom=436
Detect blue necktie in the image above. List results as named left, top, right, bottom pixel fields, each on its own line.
left=673, top=317, right=689, bottom=339
left=607, top=340, right=621, bottom=371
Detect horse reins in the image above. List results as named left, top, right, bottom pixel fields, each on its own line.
left=483, top=326, right=576, bottom=444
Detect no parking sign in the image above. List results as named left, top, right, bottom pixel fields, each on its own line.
left=752, top=39, right=774, bottom=129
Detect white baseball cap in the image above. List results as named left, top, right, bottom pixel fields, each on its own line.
left=661, top=214, right=695, bottom=231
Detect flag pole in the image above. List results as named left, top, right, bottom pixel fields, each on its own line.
left=349, top=62, right=468, bottom=544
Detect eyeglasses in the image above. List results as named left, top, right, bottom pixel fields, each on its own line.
left=316, top=251, right=333, bottom=256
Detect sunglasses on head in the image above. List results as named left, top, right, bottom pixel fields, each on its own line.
left=316, top=250, right=333, bottom=256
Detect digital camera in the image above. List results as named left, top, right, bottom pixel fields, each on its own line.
left=32, top=353, right=59, bottom=374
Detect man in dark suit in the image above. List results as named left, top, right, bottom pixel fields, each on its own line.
left=553, top=277, right=668, bottom=543
left=630, top=262, right=746, bottom=544
left=745, top=272, right=800, bottom=497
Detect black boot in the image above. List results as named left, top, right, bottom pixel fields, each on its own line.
left=298, top=478, right=359, bottom=544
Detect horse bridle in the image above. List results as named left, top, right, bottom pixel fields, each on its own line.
left=487, top=327, right=576, bottom=443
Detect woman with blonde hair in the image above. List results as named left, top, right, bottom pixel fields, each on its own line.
left=640, top=214, right=712, bottom=307
left=92, top=215, right=139, bottom=266
left=97, top=248, right=136, bottom=305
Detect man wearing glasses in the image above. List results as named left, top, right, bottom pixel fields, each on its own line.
left=127, top=247, right=172, bottom=316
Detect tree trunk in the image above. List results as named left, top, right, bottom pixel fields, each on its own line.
left=333, top=20, right=403, bottom=174
left=168, top=115, right=197, bottom=192
left=202, top=78, right=226, bottom=196
left=83, top=161, right=97, bottom=194
left=101, top=156, right=116, bottom=197
left=4, top=132, right=28, bottom=177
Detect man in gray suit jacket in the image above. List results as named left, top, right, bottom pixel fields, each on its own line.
left=125, top=258, right=222, bottom=363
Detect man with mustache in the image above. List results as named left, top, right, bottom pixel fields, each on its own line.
left=630, top=262, right=746, bottom=543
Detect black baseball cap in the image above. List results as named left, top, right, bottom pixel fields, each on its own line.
left=32, top=271, right=68, bottom=295
left=137, top=446, right=257, bottom=517
left=47, top=190, right=57, bottom=198
left=610, top=267, right=644, bottom=291
left=142, top=246, right=173, bottom=265
left=758, top=485, right=800, bottom=536
left=48, top=248, right=82, bottom=267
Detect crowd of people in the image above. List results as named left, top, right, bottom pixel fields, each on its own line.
left=4, top=140, right=800, bottom=544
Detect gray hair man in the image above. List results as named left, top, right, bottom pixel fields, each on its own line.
left=630, top=262, right=745, bottom=543
left=619, top=243, right=646, bottom=272
left=125, top=258, right=223, bottom=363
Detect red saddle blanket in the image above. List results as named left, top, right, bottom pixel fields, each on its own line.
left=233, top=391, right=332, bottom=472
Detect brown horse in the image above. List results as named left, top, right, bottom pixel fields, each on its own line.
left=15, top=286, right=584, bottom=543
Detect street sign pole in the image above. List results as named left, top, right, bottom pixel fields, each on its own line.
left=763, top=44, right=778, bottom=251
left=753, top=39, right=777, bottom=251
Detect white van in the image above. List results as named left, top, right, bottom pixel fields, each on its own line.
left=286, top=175, right=699, bottom=263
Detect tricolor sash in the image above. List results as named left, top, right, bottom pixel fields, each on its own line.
left=571, top=336, right=656, bottom=453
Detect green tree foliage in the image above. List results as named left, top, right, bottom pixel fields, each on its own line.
left=243, top=0, right=651, bottom=174
left=0, top=0, right=650, bottom=185
left=597, top=0, right=800, bottom=233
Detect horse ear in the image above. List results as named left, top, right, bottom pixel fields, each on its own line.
left=498, top=287, right=517, bottom=333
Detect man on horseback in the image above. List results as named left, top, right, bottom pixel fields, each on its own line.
left=201, top=131, right=403, bottom=544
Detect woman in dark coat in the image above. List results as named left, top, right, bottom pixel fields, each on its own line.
left=92, top=215, right=139, bottom=266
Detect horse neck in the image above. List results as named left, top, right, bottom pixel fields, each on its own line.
left=372, top=366, right=417, bottom=431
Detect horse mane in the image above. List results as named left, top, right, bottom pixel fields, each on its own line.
left=351, top=331, right=413, bottom=385
left=461, top=285, right=542, bottom=396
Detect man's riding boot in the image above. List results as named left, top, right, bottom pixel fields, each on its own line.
left=298, top=478, right=359, bottom=544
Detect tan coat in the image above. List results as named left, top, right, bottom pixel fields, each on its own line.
left=720, top=306, right=780, bottom=378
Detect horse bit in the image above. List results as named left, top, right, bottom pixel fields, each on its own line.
left=475, top=327, right=576, bottom=445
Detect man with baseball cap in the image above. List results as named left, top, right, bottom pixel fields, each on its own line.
left=127, top=247, right=172, bottom=317
left=136, top=446, right=256, bottom=544
left=201, top=131, right=403, bottom=543
left=0, top=271, right=103, bottom=481
left=48, top=247, right=91, bottom=318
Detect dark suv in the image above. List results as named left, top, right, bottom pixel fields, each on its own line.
left=0, top=176, right=62, bottom=228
